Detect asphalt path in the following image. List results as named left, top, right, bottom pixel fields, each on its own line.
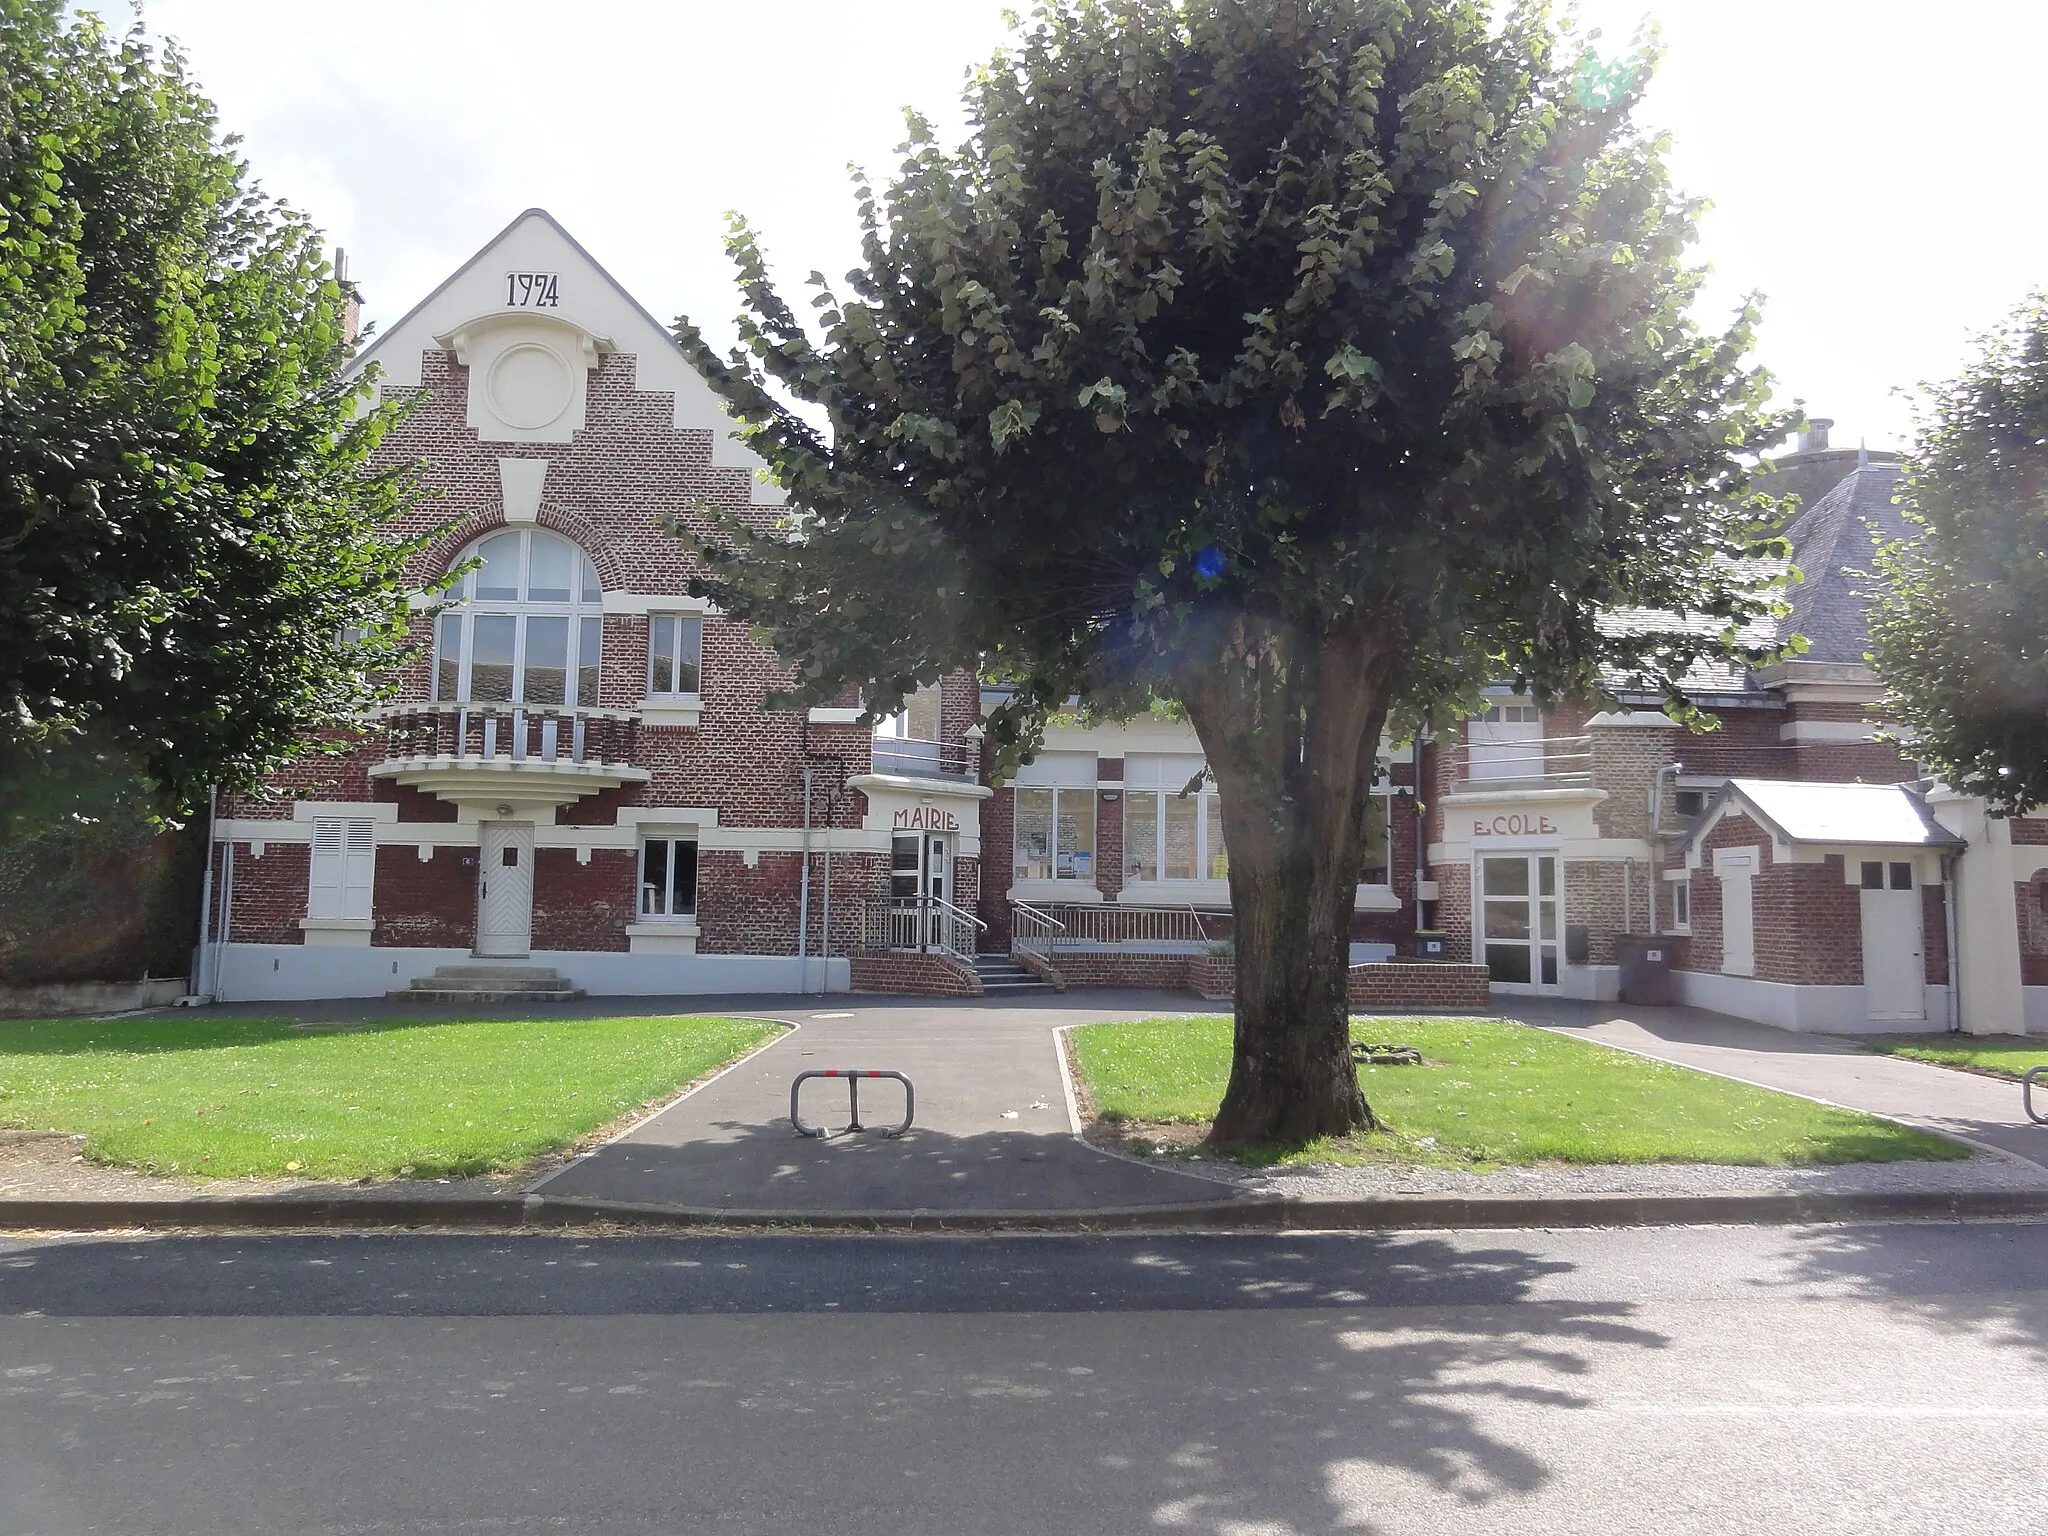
left=2, top=1221, right=2043, bottom=1534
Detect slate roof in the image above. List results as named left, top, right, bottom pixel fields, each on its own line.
left=1682, top=777, right=1964, bottom=854
left=1778, top=462, right=1912, bottom=666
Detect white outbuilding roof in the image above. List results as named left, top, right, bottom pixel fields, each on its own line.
left=1686, top=778, right=1965, bottom=853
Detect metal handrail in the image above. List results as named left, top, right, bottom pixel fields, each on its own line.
left=869, top=736, right=979, bottom=781
left=864, top=893, right=984, bottom=964
left=1011, top=900, right=1067, bottom=965
left=1449, top=731, right=1595, bottom=789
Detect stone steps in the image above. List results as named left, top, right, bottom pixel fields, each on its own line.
left=972, top=954, right=1049, bottom=994
left=391, top=964, right=585, bottom=1004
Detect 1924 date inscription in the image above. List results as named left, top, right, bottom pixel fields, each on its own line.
left=504, top=272, right=560, bottom=308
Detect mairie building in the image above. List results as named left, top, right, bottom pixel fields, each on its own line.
left=202, top=211, right=2043, bottom=1036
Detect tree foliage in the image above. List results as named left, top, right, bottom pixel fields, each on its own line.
left=1872, top=294, right=2048, bottom=815
left=674, top=0, right=1788, bottom=1142
left=0, top=0, right=429, bottom=817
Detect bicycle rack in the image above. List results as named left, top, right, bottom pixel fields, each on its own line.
left=791, top=1069, right=915, bottom=1139
left=2025, top=1065, right=2048, bottom=1126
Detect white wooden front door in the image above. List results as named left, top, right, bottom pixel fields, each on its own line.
left=1715, top=849, right=1757, bottom=976
left=477, top=823, right=534, bottom=957
left=1477, top=851, right=1561, bottom=991
left=1860, top=860, right=1926, bottom=1022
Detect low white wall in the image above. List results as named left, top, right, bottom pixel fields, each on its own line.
left=2016, top=986, right=2048, bottom=1036
left=1675, top=971, right=1955, bottom=1034
left=215, top=944, right=848, bottom=1002
left=0, top=978, right=189, bottom=1018
left=1560, top=964, right=1620, bottom=1002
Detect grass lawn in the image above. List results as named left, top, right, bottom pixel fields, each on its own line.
left=0, top=1012, right=779, bottom=1180
left=1068, top=1015, right=1969, bottom=1167
left=1859, top=1033, right=2048, bottom=1081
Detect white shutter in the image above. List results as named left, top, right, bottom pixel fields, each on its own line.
left=308, top=819, right=345, bottom=919
left=308, top=818, right=376, bottom=921
left=341, top=820, right=376, bottom=920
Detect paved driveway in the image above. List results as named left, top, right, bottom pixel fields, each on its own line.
left=533, top=993, right=1246, bottom=1216
left=1521, top=999, right=2048, bottom=1167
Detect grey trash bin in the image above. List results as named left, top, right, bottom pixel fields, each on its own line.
left=1616, top=935, right=1678, bottom=1006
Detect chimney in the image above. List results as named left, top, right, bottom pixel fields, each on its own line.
left=335, top=246, right=362, bottom=351
left=1794, top=417, right=1833, bottom=455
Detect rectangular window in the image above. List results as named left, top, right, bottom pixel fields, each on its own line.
left=308, top=818, right=375, bottom=920
left=1121, top=787, right=1235, bottom=884
left=1362, top=793, right=1390, bottom=884
left=648, top=614, right=703, bottom=697
left=469, top=615, right=517, bottom=702
left=1671, top=879, right=1691, bottom=931
left=1889, top=861, right=1914, bottom=891
left=577, top=616, right=602, bottom=706
left=1125, top=794, right=1158, bottom=882
left=1014, top=786, right=1094, bottom=881
left=639, top=837, right=698, bottom=918
left=1162, top=793, right=1198, bottom=879
left=435, top=613, right=461, bottom=700
left=1861, top=860, right=1885, bottom=890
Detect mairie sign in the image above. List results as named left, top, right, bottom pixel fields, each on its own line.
left=893, top=806, right=960, bottom=832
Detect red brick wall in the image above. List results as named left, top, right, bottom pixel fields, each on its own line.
left=1922, top=880, right=1950, bottom=987
left=848, top=952, right=981, bottom=996
left=532, top=848, right=632, bottom=952
left=225, top=843, right=309, bottom=944
left=372, top=846, right=475, bottom=950
left=2011, top=819, right=2048, bottom=846
left=2016, top=877, right=2048, bottom=987
left=1754, top=852, right=1862, bottom=986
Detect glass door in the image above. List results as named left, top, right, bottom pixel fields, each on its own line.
left=1478, top=852, right=1560, bottom=990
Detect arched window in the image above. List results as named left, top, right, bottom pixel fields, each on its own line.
left=432, top=529, right=604, bottom=706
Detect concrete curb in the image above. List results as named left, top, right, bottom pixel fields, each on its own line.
left=4, top=1186, right=2047, bottom=1234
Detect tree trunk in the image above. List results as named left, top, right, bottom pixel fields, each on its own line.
left=1181, top=613, right=1394, bottom=1147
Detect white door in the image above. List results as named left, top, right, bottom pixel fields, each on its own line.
left=477, top=823, right=534, bottom=957
left=1716, top=850, right=1756, bottom=976
left=1861, top=860, right=1926, bottom=1022
left=1477, top=852, right=1560, bottom=991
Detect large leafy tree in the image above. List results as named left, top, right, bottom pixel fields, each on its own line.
left=1872, top=295, right=2048, bottom=815
left=676, top=0, right=1785, bottom=1143
left=0, top=0, right=427, bottom=821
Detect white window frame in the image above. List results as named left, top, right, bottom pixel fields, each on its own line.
left=1665, top=871, right=1692, bottom=934
left=432, top=528, right=604, bottom=707
left=308, top=817, right=376, bottom=921
left=639, top=835, right=699, bottom=920
left=1123, top=787, right=1229, bottom=883
left=646, top=613, right=704, bottom=699
left=1013, top=785, right=1096, bottom=882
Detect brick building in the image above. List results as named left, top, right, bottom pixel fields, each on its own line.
left=199, top=213, right=2041, bottom=1031
left=203, top=211, right=990, bottom=1001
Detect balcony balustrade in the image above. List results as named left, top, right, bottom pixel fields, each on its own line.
left=369, top=701, right=649, bottom=810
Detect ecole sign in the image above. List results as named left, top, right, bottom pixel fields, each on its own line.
left=893, top=806, right=959, bottom=833
left=1474, top=813, right=1557, bottom=836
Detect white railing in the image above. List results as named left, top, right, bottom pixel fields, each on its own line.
left=1448, top=733, right=1594, bottom=790
left=864, top=895, right=987, bottom=964
left=1009, top=901, right=1220, bottom=960
left=377, top=702, right=640, bottom=768
left=870, top=737, right=978, bottom=780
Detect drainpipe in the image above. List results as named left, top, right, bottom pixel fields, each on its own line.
left=194, top=785, right=220, bottom=1000
left=1942, top=850, right=1963, bottom=1036
left=799, top=765, right=814, bottom=994
left=1648, top=761, right=1684, bottom=934
left=215, top=838, right=237, bottom=1005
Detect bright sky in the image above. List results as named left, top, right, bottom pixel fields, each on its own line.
left=119, top=0, right=2048, bottom=452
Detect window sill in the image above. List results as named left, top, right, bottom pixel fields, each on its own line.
left=1007, top=878, right=1103, bottom=905
left=638, top=696, right=703, bottom=728
left=626, top=919, right=699, bottom=955
left=300, top=916, right=373, bottom=948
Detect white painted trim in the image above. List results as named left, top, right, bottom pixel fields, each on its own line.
left=600, top=591, right=713, bottom=616
left=807, top=707, right=867, bottom=725
left=1778, top=719, right=1878, bottom=744
left=214, top=943, right=849, bottom=1001
left=298, top=917, right=374, bottom=947
left=1586, top=711, right=1678, bottom=728
left=846, top=772, right=994, bottom=801
left=1008, top=878, right=1104, bottom=905
left=636, top=697, right=703, bottom=728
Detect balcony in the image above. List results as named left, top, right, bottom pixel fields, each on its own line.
left=869, top=736, right=979, bottom=782
left=369, top=702, right=650, bottom=811
left=1445, top=733, right=1594, bottom=793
